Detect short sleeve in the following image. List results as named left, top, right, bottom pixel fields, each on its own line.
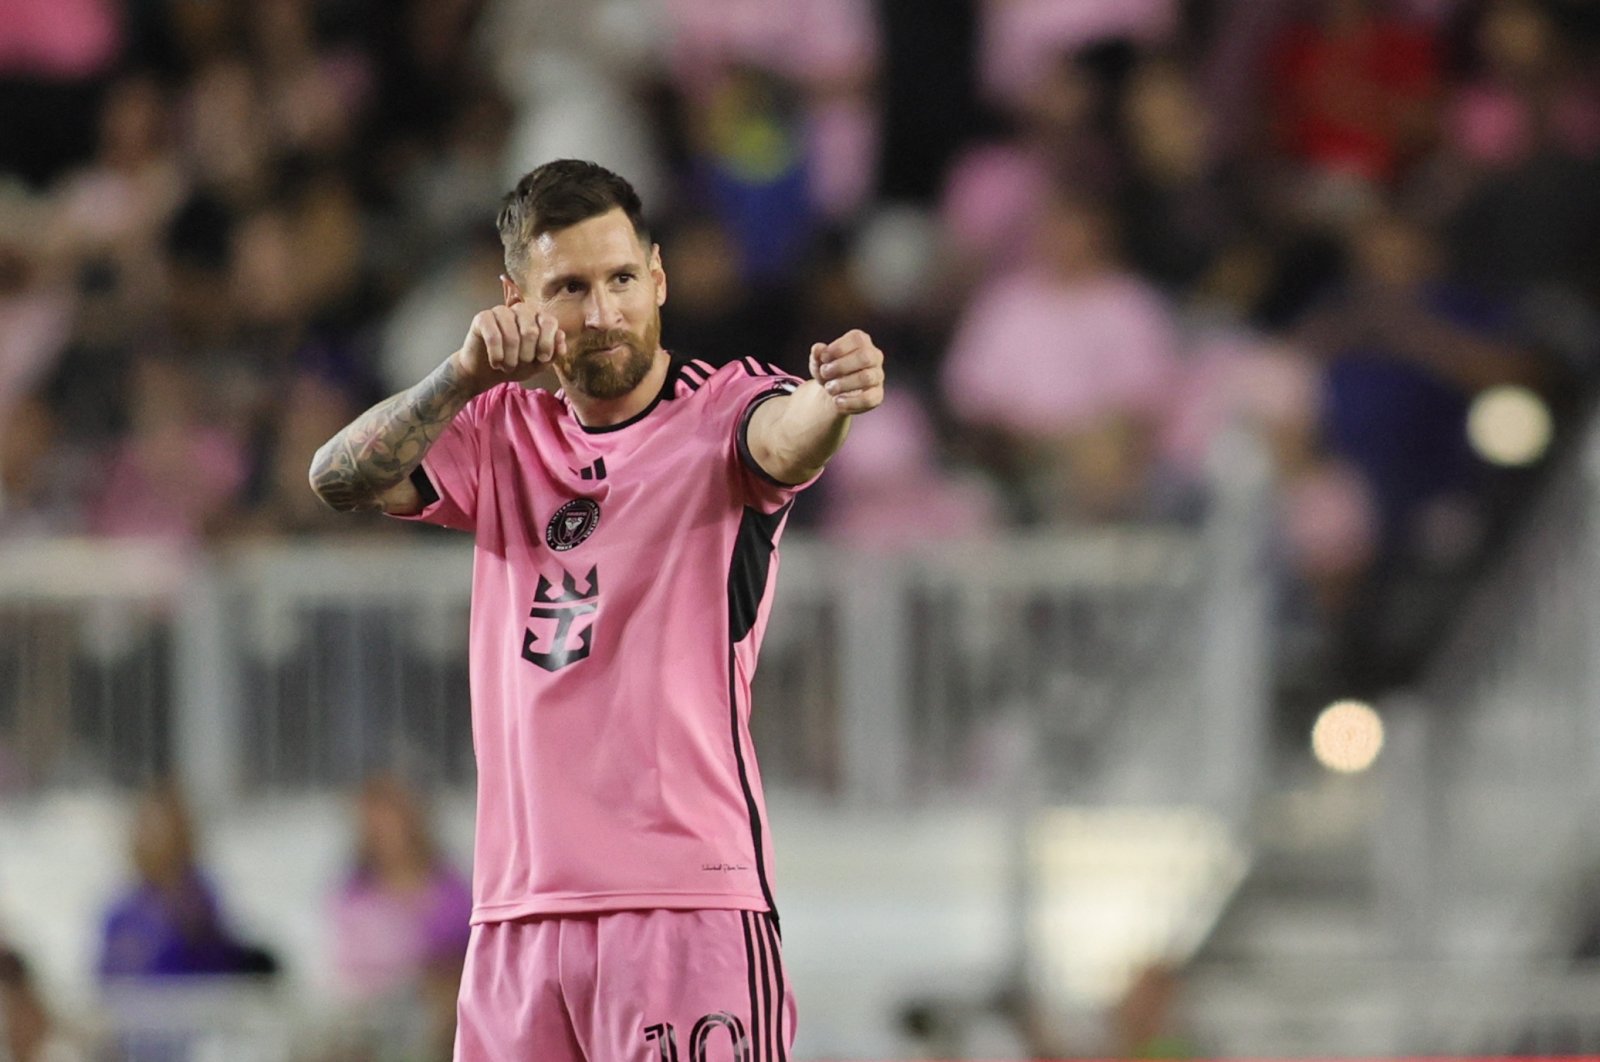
left=706, top=360, right=821, bottom=513
left=388, top=384, right=508, bottom=532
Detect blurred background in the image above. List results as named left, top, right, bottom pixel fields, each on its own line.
left=1, top=0, right=1599, bottom=1057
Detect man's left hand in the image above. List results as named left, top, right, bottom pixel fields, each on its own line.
left=809, top=330, right=886, bottom=415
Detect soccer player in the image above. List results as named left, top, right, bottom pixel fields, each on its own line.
left=308, top=159, right=886, bottom=1062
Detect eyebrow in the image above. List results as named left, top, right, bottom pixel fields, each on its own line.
left=541, top=264, right=640, bottom=297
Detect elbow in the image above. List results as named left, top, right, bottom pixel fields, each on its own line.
left=747, top=438, right=817, bottom=488
left=770, top=459, right=824, bottom=487
left=307, top=443, right=368, bottom=513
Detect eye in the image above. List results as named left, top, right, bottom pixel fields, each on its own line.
left=564, top=280, right=584, bottom=295
left=614, top=272, right=635, bottom=285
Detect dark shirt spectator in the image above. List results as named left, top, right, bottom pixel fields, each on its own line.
left=98, top=785, right=275, bottom=979
left=1299, top=208, right=1537, bottom=554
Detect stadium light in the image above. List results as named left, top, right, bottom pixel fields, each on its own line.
left=1467, top=385, right=1552, bottom=467
left=1311, top=700, right=1384, bottom=774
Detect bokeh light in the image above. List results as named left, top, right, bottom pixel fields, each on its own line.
left=1311, top=700, right=1385, bottom=774
left=1468, top=385, right=1553, bottom=467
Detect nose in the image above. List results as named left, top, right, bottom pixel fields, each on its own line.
left=583, top=287, right=622, bottom=331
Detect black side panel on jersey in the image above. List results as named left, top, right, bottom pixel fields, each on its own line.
left=727, top=643, right=779, bottom=922
left=726, top=502, right=792, bottom=925
left=728, top=503, right=790, bottom=643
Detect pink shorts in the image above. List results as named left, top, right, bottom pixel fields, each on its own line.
left=454, top=908, right=796, bottom=1062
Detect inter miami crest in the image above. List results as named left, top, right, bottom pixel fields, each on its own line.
left=546, top=498, right=601, bottom=552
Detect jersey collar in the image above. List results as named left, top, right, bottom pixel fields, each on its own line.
left=565, top=352, right=688, bottom=435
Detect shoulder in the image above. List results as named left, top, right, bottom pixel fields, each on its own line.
left=664, top=355, right=800, bottom=410
left=701, top=356, right=802, bottom=395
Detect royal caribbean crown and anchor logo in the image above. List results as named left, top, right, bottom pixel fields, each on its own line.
left=521, top=566, right=599, bottom=672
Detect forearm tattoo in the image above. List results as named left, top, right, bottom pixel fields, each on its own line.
left=309, top=359, right=479, bottom=512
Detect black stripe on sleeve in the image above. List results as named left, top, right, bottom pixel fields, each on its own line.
left=742, top=913, right=764, bottom=1062
left=737, top=388, right=807, bottom=491
left=761, top=913, right=788, bottom=1062
left=410, top=465, right=440, bottom=508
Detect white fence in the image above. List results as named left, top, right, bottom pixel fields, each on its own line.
left=0, top=520, right=1270, bottom=822
left=1369, top=413, right=1600, bottom=972
left=0, top=452, right=1275, bottom=1059
left=1183, top=959, right=1600, bottom=1058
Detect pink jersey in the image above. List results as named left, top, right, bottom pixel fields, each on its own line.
left=396, top=356, right=813, bottom=925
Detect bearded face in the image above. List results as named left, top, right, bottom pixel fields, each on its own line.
left=564, top=309, right=662, bottom=399
left=513, top=207, right=670, bottom=404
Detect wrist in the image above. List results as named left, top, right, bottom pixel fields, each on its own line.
left=445, top=349, right=494, bottom=397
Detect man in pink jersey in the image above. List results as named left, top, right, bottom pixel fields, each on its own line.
left=308, top=159, right=886, bottom=1062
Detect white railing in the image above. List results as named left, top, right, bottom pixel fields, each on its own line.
left=0, top=458, right=1272, bottom=825
left=1369, top=412, right=1600, bottom=971
left=1183, top=959, right=1600, bottom=1058
left=0, top=448, right=1275, bottom=1058
left=41, top=958, right=1600, bottom=1060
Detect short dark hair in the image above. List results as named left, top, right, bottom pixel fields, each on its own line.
left=496, top=160, right=648, bottom=279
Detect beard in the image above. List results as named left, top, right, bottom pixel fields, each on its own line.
left=565, top=312, right=661, bottom=400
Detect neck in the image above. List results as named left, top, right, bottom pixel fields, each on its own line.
left=565, top=349, right=672, bottom=428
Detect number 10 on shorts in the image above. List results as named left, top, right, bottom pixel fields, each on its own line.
left=645, top=1012, right=751, bottom=1062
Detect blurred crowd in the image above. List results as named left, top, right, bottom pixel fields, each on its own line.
left=4, top=4, right=1600, bottom=1055
left=1, top=777, right=470, bottom=1060
left=2, top=0, right=1599, bottom=691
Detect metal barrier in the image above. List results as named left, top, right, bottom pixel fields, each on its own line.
left=0, top=436, right=1282, bottom=1057
left=1371, top=414, right=1600, bottom=971
left=57, top=960, right=1600, bottom=1060
left=1183, top=959, right=1600, bottom=1058
left=0, top=500, right=1269, bottom=823
left=0, top=540, right=187, bottom=793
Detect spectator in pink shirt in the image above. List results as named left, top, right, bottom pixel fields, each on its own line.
left=48, top=73, right=183, bottom=308
left=938, top=41, right=1126, bottom=295
left=330, top=776, right=472, bottom=1059
left=0, top=0, right=119, bottom=79
left=977, top=0, right=1177, bottom=111
left=942, top=190, right=1180, bottom=522
left=821, top=391, right=1000, bottom=547
left=0, top=0, right=122, bottom=187
left=1445, top=0, right=1600, bottom=170
left=86, top=357, right=248, bottom=541
left=0, top=216, right=72, bottom=435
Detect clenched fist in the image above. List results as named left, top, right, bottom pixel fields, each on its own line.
left=453, top=304, right=568, bottom=391
left=809, top=330, right=886, bottom=415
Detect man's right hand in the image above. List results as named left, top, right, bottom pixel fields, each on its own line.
left=453, top=304, right=568, bottom=392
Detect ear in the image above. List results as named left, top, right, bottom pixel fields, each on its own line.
left=650, top=243, right=666, bottom=308
left=501, top=273, right=523, bottom=306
